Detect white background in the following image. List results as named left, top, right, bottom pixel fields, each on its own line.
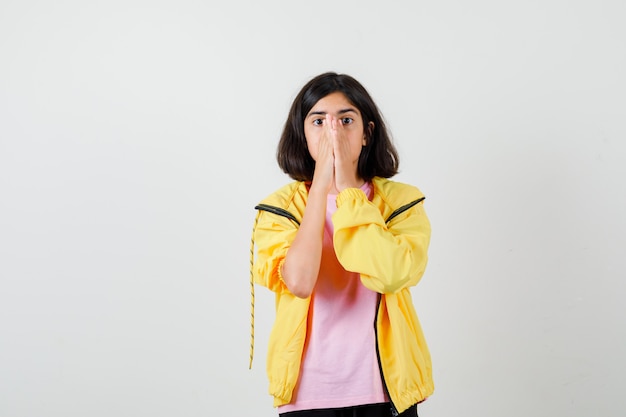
left=1, top=1, right=625, bottom=416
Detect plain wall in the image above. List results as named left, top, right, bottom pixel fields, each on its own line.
left=1, top=1, right=625, bottom=416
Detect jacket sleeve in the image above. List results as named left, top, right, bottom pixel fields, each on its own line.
left=332, top=187, right=431, bottom=294
left=252, top=210, right=298, bottom=294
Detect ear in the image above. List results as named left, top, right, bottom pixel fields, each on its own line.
left=363, top=121, right=375, bottom=146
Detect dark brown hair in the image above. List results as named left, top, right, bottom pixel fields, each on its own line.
left=276, top=72, right=399, bottom=182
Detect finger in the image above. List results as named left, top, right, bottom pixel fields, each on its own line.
left=327, top=114, right=336, bottom=134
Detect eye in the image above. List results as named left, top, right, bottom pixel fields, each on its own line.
left=341, top=117, right=354, bottom=125
left=312, top=118, right=324, bottom=126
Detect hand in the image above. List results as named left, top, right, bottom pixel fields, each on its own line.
left=310, top=114, right=335, bottom=195
left=331, top=117, right=361, bottom=191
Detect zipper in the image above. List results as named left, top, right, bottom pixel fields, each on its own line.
left=385, top=197, right=425, bottom=224
left=376, top=197, right=424, bottom=416
left=374, top=293, right=400, bottom=417
left=255, top=203, right=300, bottom=225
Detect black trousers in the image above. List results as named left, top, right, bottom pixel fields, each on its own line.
left=279, top=402, right=418, bottom=417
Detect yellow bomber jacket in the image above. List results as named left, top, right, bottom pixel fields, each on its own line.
left=250, top=177, right=434, bottom=413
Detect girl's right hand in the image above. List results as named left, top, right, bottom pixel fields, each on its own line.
left=310, top=114, right=335, bottom=195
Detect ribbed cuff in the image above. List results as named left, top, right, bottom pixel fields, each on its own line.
left=336, top=187, right=367, bottom=207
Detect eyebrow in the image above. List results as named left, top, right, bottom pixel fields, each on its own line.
left=307, top=108, right=358, bottom=117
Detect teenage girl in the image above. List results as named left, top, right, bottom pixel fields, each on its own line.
left=250, top=72, right=433, bottom=417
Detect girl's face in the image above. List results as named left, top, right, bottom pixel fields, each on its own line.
left=303, top=92, right=369, bottom=163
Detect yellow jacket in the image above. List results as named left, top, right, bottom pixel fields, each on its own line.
left=250, top=177, right=433, bottom=413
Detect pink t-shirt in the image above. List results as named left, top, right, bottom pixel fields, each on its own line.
left=279, top=182, right=388, bottom=413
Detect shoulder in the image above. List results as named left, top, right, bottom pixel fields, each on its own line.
left=257, top=181, right=307, bottom=209
left=372, top=177, right=425, bottom=206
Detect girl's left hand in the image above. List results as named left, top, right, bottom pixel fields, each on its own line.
left=331, top=117, right=361, bottom=191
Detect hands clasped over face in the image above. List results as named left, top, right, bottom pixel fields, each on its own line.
left=304, top=92, right=371, bottom=194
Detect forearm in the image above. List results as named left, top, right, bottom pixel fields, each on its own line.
left=333, top=188, right=431, bottom=293
left=281, top=187, right=327, bottom=298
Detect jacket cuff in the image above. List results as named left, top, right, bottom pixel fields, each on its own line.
left=336, top=187, right=368, bottom=207
left=277, top=258, right=287, bottom=283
